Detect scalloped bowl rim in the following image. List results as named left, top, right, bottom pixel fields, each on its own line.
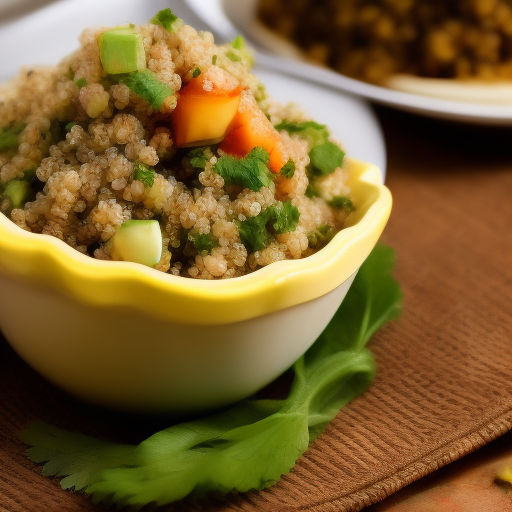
left=0, top=158, right=392, bottom=325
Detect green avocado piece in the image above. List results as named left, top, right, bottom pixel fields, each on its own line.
left=99, top=27, right=146, bottom=75
left=109, top=220, right=162, bottom=267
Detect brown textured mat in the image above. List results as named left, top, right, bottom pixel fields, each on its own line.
left=1, top=107, right=511, bottom=512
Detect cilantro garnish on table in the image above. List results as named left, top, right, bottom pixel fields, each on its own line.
left=21, top=245, right=402, bottom=507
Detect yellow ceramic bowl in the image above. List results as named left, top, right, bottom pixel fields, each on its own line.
left=0, top=157, right=391, bottom=413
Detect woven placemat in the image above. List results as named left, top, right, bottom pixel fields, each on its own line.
left=1, top=107, right=511, bottom=512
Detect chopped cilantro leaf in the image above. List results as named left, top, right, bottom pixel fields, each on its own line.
left=305, top=183, right=318, bottom=198
left=280, top=159, right=295, bottom=179
left=133, top=162, right=156, bottom=187
left=191, top=233, right=218, bottom=253
left=225, top=50, right=242, bottom=62
left=328, top=195, right=355, bottom=212
left=65, top=122, right=79, bottom=132
left=120, top=70, right=174, bottom=110
left=187, top=147, right=211, bottom=170
left=238, top=214, right=269, bottom=253
left=75, top=78, right=87, bottom=89
left=191, top=67, right=201, bottom=78
left=308, top=141, right=345, bottom=177
left=238, top=200, right=300, bottom=253
left=212, top=55, right=218, bottom=65
left=213, top=147, right=273, bottom=192
left=270, top=201, right=300, bottom=234
left=307, top=224, right=336, bottom=248
left=274, top=120, right=329, bottom=148
left=150, top=8, right=180, bottom=32
left=0, top=123, right=25, bottom=152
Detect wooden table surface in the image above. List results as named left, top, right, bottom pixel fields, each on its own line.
left=1, top=105, right=511, bottom=511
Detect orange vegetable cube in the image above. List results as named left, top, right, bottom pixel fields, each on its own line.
left=219, top=93, right=287, bottom=173
left=171, top=69, right=242, bottom=148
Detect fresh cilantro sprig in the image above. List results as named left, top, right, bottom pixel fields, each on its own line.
left=21, top=245, right=401, bottom=507
left=120, top=70, right=174, bottom=110
left=213, top=147, right=273, bottom=192
left=274, top=120, right=329, bottom=149
left=238, top=200, right=300, bottom=253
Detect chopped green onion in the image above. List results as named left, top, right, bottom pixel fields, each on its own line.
left=133, top=162, right=156, bottom=187
left=150, top=8, right=181, bottom=32
left=99, top=27, right=146, bottom=75
left=120, top=70, right=173, bottom=110
left=75, top=78, right=87, bottom=89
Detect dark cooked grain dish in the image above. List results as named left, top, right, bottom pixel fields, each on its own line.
left=258, top=0, right=512, bottom=84
left=0, top=10, right=355, bottom=279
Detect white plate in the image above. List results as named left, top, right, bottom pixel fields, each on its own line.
left=0, top=0, right=386, bottom=174
left=184, top=0, right=512, bottom=126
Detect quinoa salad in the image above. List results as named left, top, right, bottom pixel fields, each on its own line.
left=0, top=9, right=356, bottom=280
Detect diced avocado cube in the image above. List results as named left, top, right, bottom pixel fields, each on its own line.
left=109, top=220, right=162, bottom=267
left=3, top=180, right=31, bottom=209
left=99, top=27, right=146, bottom=75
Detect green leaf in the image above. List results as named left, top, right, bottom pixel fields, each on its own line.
left=21, top=245, right=401, bottom=508
left=279, top=159, right=295, bottom=179
left=274, top=120, right=329, bottom=149
left=213, top=146, right=273, bottom=192
left=270, top=200, right=300, bottom=234
left=150, top=8, right=180, bottom=32
left=75, top=78, right=87, bottom=89
left=187, top=147, right=211, bottom=170
left=133, top=162, right=156, bottom=187
left=191, top=233, right=218, bottom=254
left=191, top=67, right=201, bottom=78
left=0, top=123, right=25, bottom=152
left=120, top=70, right=174, bottom=110
left=237, top=212, right=270, bottom=253
left=328, top=195, right=355, bottom=212
left=308, top=141, right=345, bottom=177
left=238, top=200, right=299, bottom=253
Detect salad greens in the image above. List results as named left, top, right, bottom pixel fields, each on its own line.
left=21, top=245, right=401, bottom=507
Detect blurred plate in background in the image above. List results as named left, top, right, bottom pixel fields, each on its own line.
left=185, top=0, right=512, bottom=126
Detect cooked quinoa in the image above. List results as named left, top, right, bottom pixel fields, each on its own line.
left=258, top=0, right=512, bottom=84
left=0, top=10, right=355, bottom=279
